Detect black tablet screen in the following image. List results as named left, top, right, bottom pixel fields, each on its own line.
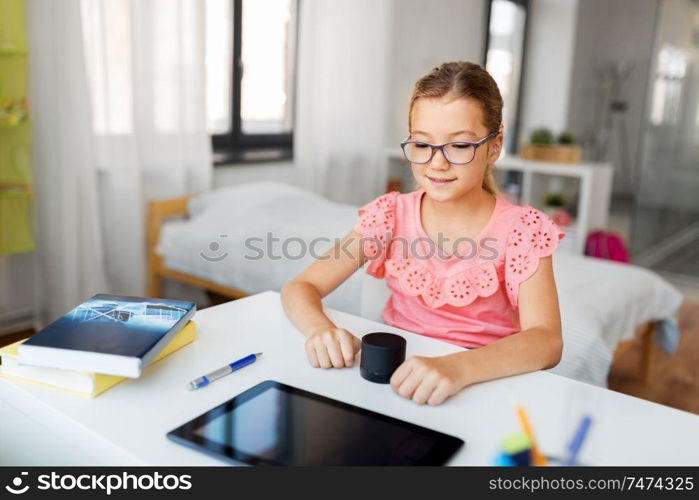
left=168, top=380, right=464, bottom=466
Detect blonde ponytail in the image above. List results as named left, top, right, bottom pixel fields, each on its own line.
left=483, top=165, right=498, bottom=195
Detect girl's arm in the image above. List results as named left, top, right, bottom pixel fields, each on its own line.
left=281, top=229, right=368, bottom=369
left=390, top=256, right=563, bottom=406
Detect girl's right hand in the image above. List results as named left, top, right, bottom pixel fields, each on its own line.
left=305, top=327, right=361, bottom=369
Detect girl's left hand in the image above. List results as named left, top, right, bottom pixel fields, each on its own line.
left=390, top=354, right=467, bottom=406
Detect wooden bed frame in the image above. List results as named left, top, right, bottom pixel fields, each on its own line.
left=146, top=196, right=249, bottom=301
left=146, top=197, right=658, bottom=383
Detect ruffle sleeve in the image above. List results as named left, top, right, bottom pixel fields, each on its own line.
left=353, top=191, right=399, bottom=278
left=504, top=205, right=565, bottom=309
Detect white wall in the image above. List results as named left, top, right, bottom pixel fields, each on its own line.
left=519, top=0, right=578, bottom=145
left=213, top=161, right=295, bottom=188
left=385, top=0, right=486, bottom=148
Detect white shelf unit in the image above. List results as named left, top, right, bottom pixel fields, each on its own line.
left=495, top=156, right=613, bottom=254
left=385, top=149, right=613, bottom=255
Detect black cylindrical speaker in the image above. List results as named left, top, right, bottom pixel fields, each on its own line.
left=360, top=332, right=407, bottom=384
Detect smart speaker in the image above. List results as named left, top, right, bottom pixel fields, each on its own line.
left=360, top=332, right=407, bottom=384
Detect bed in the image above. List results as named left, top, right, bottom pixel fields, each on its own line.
left=148, top=182, right=684, bottom=387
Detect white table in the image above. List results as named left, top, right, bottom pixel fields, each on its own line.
left=1, top=291, right=698, bottom=466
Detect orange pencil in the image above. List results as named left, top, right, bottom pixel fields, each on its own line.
left=515, top=404, right=548, bottom=466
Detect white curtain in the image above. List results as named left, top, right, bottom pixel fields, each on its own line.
left=294, top=0, right=391, bottom=205
left=27, top=0, right=109, bottom=323
left=81, top=0, right=212, bottom=296
left=27, top=0, right=212, bottom=322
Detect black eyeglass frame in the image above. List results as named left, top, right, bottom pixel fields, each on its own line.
left=400, top=130, right=501, bottom=165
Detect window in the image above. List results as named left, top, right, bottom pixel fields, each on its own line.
left=206, top=0, right=298, bottom=164
left=483, top=0, right=529, bottom=155
left=650, top=45, right=688, bottom=126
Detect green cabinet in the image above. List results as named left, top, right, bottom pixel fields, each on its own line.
left=0, top=0, right=33, bottom=253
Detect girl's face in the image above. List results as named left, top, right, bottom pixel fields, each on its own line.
left=408, top=95, right=502, bottom=202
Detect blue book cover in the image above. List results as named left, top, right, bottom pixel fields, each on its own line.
left=18, top=294, right=196, bottom=378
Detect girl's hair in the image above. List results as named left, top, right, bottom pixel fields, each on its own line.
left=408, top=61, right=503, bottom=195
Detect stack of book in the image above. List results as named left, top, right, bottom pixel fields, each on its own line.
left=0, top=294, right=197, bottom=398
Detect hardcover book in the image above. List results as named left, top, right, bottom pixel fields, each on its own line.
left=1, top=321, right=197, bottom=397
left=18, top=294, right=196, bottom=378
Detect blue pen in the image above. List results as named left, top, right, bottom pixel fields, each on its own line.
left=564, top=415, right=592, bottom=466
left=187, top=353, right=263, bottom=390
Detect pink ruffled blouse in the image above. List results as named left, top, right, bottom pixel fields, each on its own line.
left=353, top=189, right=565, bottom=349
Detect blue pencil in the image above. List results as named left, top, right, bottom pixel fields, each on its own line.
left=564, top=415, right=592, bottom=466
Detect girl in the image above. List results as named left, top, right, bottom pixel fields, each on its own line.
left=281, top=61, right=564, bottom=406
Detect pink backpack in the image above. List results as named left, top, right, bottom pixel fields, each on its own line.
left=585, top=231, right=630, bottom=263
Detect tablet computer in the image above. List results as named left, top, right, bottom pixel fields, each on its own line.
left=167, top=380, right=464, bottom=466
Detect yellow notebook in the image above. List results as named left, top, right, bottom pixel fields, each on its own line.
left=0, top=320, right=196, bottom=398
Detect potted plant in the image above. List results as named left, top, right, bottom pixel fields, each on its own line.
left=521, top=128, right=582, bottom=163
left=543, top=193, right=573, bottom=227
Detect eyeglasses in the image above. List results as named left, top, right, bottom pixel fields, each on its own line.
left=400, top=130, right=500, bottom=165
